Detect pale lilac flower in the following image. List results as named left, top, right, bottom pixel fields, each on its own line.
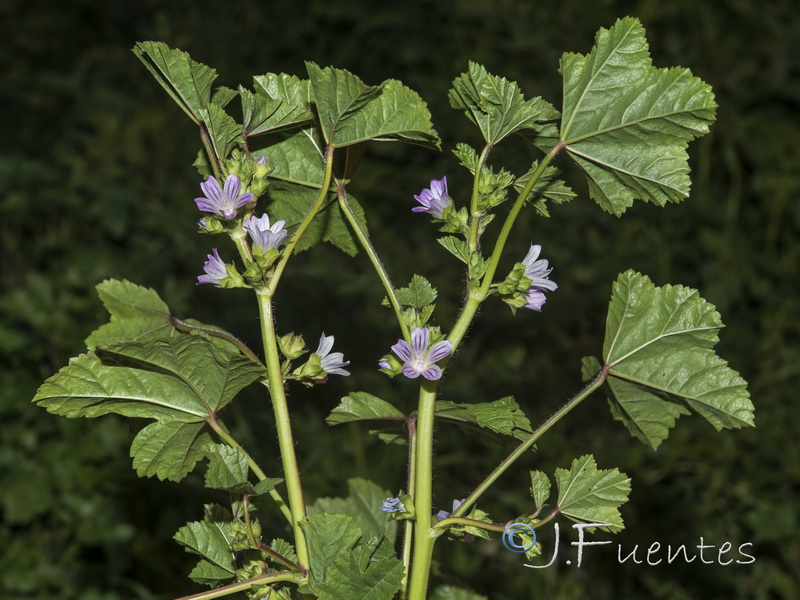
left=197, top=248, right=228, bottom=285
left=436, top=499, right=466, bottom=522
left=378, top=360, right=391, bottom=369
left=380, top=498, right=406, bottom=513
left=412, top=176, right=452, bottom=218
left=244, top=214, right=289, bottom=251
left=314, top=333, right=350, bottom=376
left=520, top=244, right=557, bottom=311
left=391, top=327, right=452, bottom=381
left=256, top=156, right=268, bottom=165
left=195, top=174, right=254, bottom=219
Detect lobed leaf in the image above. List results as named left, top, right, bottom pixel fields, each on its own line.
left=85, top=279, right=172, bottom=349
left=300, top=513, right=362, bottom=593
left=513, top=161, right=576, bottom=217
left=555, top=455, right=631, bottom=532
left=315, top=552, right=404, bottom=600
left=449, top=62, right=558, bottom=145
left=242, top=73, right=313, bottom=137
left=133, top=42, right=217, bottom=125
left=308, top=478, right=397, bottom=542
left=307, top=63, right=439, bottom=148
left=558, top=17, right=717, bottom=215
left=529, top=470, right=551, bottom=513
left=131, top=421, right=212, bottom=482
left=174, top=516, right=236, bottom=583
left=198, top=103, right=241, bottom=163
left=435, top=397, right=532, bottom=442
left=602, top=271, right=754, bottom=448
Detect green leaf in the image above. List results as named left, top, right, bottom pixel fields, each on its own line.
left=308, top=478, right=397, bottom=541
left=211, top=86, right=238, bottom=108
left=242, top=73, right=313, bottom=137
left=175, top=515, right=236, bottom=583
left=437, top=236, right=471, bottom=264
left=555, top=455, right=631, bottom=532
left=199, top=103, right=241, bottom=163
left=530, top=470, right=551, bottom=513
left=326, top=392, right=405, bottom=426
left=33, top=337, right=263, bottom=481
left=85, top=279, right=172, bottom=349
left=430, top=586, right=488, bottom=600
left=257, top=127, right=326, bottom=187
left=449, top=62, right=558, bottom=145
left=315, top=552, right=404, bottom=600
left=602, top=271, right=754, bottom=448
left=188, top=560, right=236, bottom=586
left=558, top=17, right=717, bottom=215
left=267, top=181, right=368, bottom=255
left=300, top=513, right=362, bottom=593
left=131, top=421, right=212, bottom=481
left=394, top=275, right=438, bottom=309
left=133, top=42, right=217, bottom=125
left=203, top=443, right=249, bottom=490
left=513, top=161, right=576, bottom=217
left=307, top=63, right=439, bottom=148
left=435, top=397, right=533, bottom=442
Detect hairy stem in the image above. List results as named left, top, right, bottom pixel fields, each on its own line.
left=266, top=145, right=335, bottom=295
left=398, top=416, right=417, bottom=600
left=173, top=570, right=305, bottom=600
left=467, top=143, right=493, bottom=253
left=256, top=292, right=309, bottom=567
left=407, top=382, right=441, bottom=600
left=337, top=182, right=411, bottom=342
left=453, top=364, right=609, bottom=519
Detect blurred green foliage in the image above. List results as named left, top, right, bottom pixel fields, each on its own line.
left=2, top=0, right=797, bottom=598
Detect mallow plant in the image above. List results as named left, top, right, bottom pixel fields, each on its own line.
left=33, top=17, right=754, bottom=600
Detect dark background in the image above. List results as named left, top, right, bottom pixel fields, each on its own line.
left=2, top=0, right=798, bottom=598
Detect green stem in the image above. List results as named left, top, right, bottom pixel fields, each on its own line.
left=243, top=495, right=305, bottom=572
left=337, top=183, right=411, bottom=342
left=174, top=570, right=305, bottom=600
left=478, top=142, right=564, bottom=299
left=407, top=382, right=440, bottom=600
left=452, top=364, right=609, bottom=519
left=256, top=291, right=310, bottom=567
left=398, top=416, right=417, bottom=600
left=433, top=517, right=508, bottom=533
left=266, top=145, right=335, bottom=295
left=205, top=416, right=292, bottom=524
left=467, top=144, right=492, bottom=253
left=200, top=124, right=222, bottom=181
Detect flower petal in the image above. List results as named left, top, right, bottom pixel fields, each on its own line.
left=411, top=328, right=429, bottom=357
left=426, top=340, right=452, bottom=363
left=391, top=340, right=413, bottom=363
left=402, top=364, right=422, bottom=378
left=315, top=333, right=334, bottom=357
left=421, top=365, right=442, bottom=381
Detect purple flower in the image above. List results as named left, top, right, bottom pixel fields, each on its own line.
left=520, top=244, right=557, bottom=311
left=195, top=174, right=254, bottom=219
left=380, top=498, right=406, bottom=513
left=413, top=176, right=452, bottom=218
left=391, top=327, right=452, bottom=381
left=244, top=214, right=289, bottom=251
left=436, top=499, right=466, bottom=522
left=197, top=248, right=228, bottom=286
left=314, top=333, right=350, bottom=376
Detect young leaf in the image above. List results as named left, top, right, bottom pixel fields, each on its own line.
left=449, top=62, right=558, bottom=145
left=326, top=392, right=405, bottom=426
left=300, top=513, right=362, bottom=593
left=555, top=455, right=631, bottom=532
left=198, top=103, right=241, bottom=163
left=394, top=275, right=438, bottom=309
left=513, top=161, right=576, bottom=217
left=242, top=73, right=313, bottom=137
left=308, top=478, right=397, bottom=541
left=530, top=471, right=551, bottom=513
left=558, top=17, right=717, bottom=215
left=175, top=513, right=236, bottom=585
left=306, top=63, right=438, bottom=148
left=437, top=236, right=471, bottom=264
left=602, top=271, right=754, bottom=448
left=203, top=443, right=249, bottom=491
left=133, top=42, right=217, bottom=125
left=85, top=279, right=172, bottom=349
